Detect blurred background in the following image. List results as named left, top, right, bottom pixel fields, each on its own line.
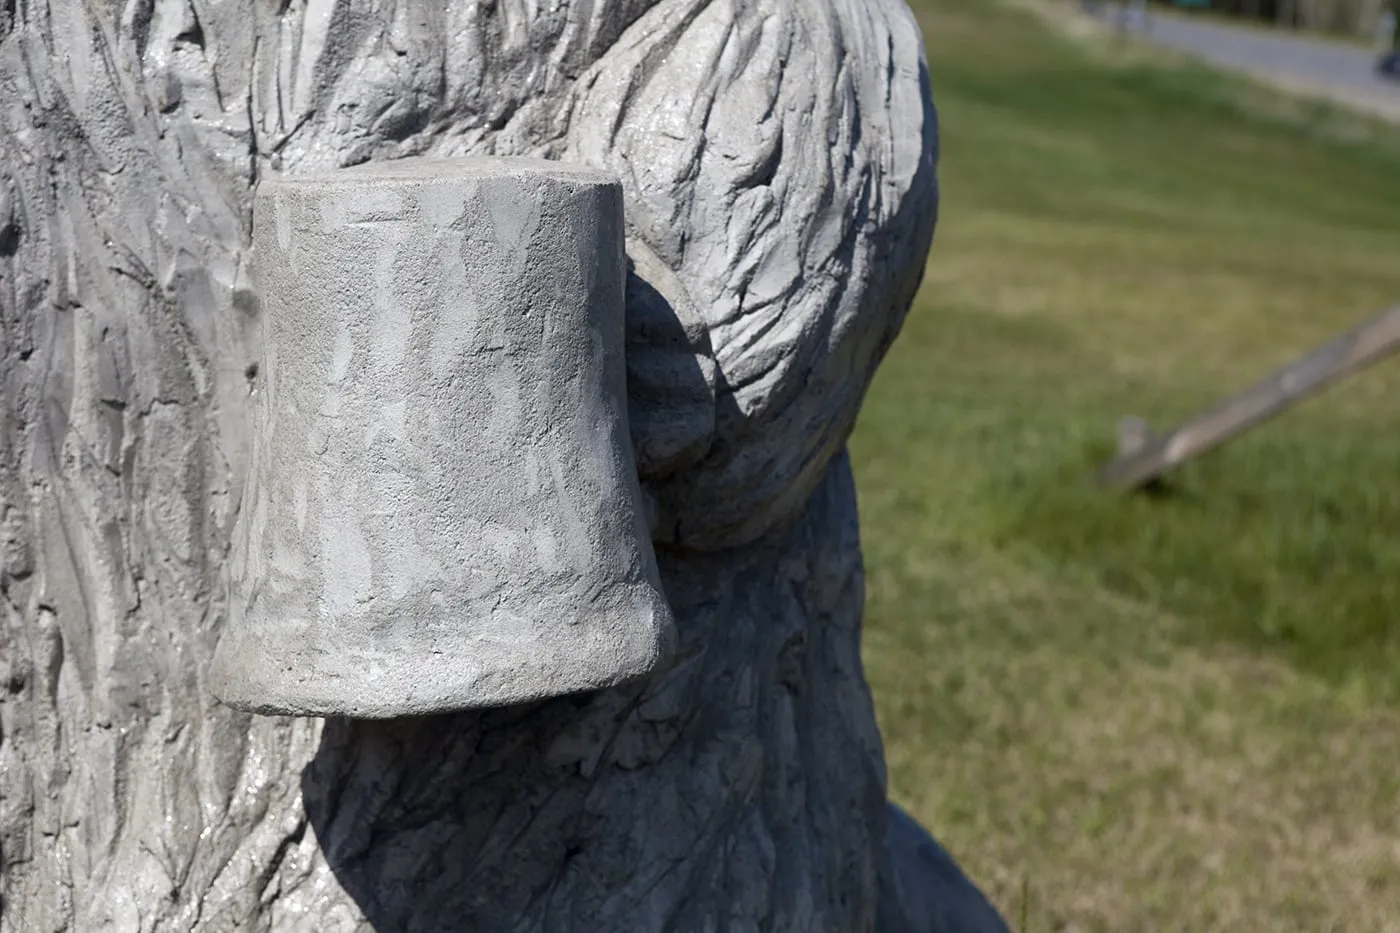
left=852, top=0, right=1400, bottom=928
left=1142, top=0, right=1395, bottom=39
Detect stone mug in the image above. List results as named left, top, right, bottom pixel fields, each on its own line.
left=209, top=156, right=677, bottom=718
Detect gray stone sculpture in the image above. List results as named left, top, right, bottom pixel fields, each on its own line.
left=0, top=0, right=1010, bottom=929
left=213, top=158, right=676, bottom=717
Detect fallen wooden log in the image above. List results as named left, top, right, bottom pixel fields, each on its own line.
left=1099, top=303, right=1400, bottom=490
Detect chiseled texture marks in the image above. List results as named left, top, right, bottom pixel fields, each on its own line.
left=266, top=456, right=885, bottom=932
left=214, top=160, right=675, bottom=717
left=564, top=0, right=938, bottom=548
left=0, top=1, right=986, bottom=932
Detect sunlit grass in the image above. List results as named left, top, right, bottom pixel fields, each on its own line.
left=853, top=1, right=1400, bottom=928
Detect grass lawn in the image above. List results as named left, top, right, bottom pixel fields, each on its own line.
left=852, top=1, right=1400, bottom=929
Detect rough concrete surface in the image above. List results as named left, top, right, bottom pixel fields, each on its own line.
left=0, top=0, right=1003, bottom=929
left=212, top=157, right=676, bottom=717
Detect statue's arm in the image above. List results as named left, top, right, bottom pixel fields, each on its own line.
left=564, top=0, right=939, bottom=549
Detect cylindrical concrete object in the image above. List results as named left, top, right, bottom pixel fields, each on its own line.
left=209, top=156, right=677, bottom=718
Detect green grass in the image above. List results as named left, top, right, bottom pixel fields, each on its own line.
left=852, top=1, right=1400, bottom=928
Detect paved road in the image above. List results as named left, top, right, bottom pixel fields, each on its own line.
left=1099, top=9, right=1400, bottom=122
